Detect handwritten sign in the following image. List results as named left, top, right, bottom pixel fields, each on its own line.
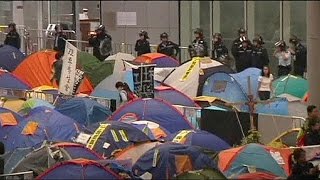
left=59, top=41, right=78, bottom=95
left=132, top=64, right=156, bottom=98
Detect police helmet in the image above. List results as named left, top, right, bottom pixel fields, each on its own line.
left=289, top=35, right=300, bottom=45
left=275, top=40, right=286, bottom=48
left=194, top=28, right=203, bottom=36
left=213, top=33, right=222, bottom=42
left=8, top=23, right=16, bottom=28
left=240, top=36, right=250, bottom=43
left=238, top=28, right=246, bottom=34
left=253, top=35, right=264, bottom=44
left=96, top=24, right=105, bottom=31
left=139, top=30, right=149, bottom=39
left=160, top=32, right=168, bottom=39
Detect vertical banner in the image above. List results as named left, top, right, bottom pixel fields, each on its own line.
left=59, top=41, right=78, bottom=95
left=132, top=64, right=156, bottom=98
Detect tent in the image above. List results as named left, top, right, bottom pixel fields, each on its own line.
left=272, top=75, right=308, bottom=99
left=13, top=50, right=93, bottom=94
left=129, top=120, right=170, bottom=140
left=218, top=143, right=291, bottom=178
left=235, top=172, right=279, bottom=179
left=162, top=57, right=233, bottom=98
left=109, top=98, right=193, bottom=133
left=19, top=98, right=55, bottom=115
left=1, top=147, right=33, bottom=174
left=0, top=45, right=25, bottom=72
left=0, top=70, right=31, bottom=90
left=77, top=51, right=114, bottom=87
left=155, top=86, right=199, bottom=107
left=2, top=99, right=26, bottom=113
left=36, top=158, right=120, bottom=179
left=132, top=142, right=218, bottom=179
left=267, top=128, right=300, bottom=148
left=176, top=169, right=227, bottom=179
left=167, top=130, right=231, bottom=152
left=82, top=121, right=151, bottom=157
left=55, top=97, right=112, bottom=127
left=134, top=53, right=179, bottom=67
left=104, top=52, right=135, bottom=72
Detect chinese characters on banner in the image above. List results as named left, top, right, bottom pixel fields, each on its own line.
left=132, top=64, right=156, bottom=98
left=59, top=41, right=78, bottom=95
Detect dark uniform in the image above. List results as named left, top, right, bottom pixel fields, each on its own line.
left=234, top=37, right=252, bottom=72
left=4, top=23, right=20, bottom=49
left=53, top=24, right=67, bottom=55
left=251, top=36, right=269, bottom=69
left=231, top=28, right=247, bottom=61
left=88, top=25, right=112, bottom=61
left=135, top=30, right=151, bottom=56
left=290, top=37, right=307, bottom=77
left=188, top=28, right=208, bottom=58
left=211, top=33, right=229, bottom=60
left=157, top=32, right=179, bottom=58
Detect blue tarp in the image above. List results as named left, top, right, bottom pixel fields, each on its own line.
left=0, top=71, right=30, bottom=89
left=0, top=45, right=25, bottom=72
left=155, top=87, right=198, bottom=107
left=55, top=97, right=112, bottom=127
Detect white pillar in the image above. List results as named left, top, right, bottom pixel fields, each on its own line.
left=307, top=1, right=320, bottom=106
left=283, top=1, right=291, bottom=43
left=180, top=1, right=192, bottom=47
left=212, top=1, right=220, bottom=34
left=247, top=1, right=255, bottom=40
left=37, top=1, right=43, bottom=51
left=74, top=1, right=82, bottom=49
left=12, top=1, right=24, bottom=52
left=191, top=1, right=200, bottom=31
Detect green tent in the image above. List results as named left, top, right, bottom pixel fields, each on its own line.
left=272, top=75, right=309, bottom=99
left=175, top=169, right=227, bottom=180
left=77, top=51, right=114, bottom=87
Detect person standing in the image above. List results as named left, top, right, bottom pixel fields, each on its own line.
left=188, top=28, right=208, bottom=58
left=251, top=35, right=269, bottom=69
left=135, top=30, right=151, bottom=56
left=157, top=32, right=179, bottom=58
left=53, top=24, right=68, bottom=55
left=289, top=36, right=307, bottom=77
left=257, top=66, right=273, bottom=100
left=211, top=33, right=229, bottom=65
left=231, top=28, right=247, bottom=60
left=234, top=36, right=252, bottom=72
left=88, top=24, right=112, bottom=61
left=274, top=40, right=292, bottom=77
left=4, top=22, right=21, bottom=50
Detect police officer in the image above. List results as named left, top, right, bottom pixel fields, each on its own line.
left=211, top=33, right=229, bottom=64
left=274, top=40, right=292, bottom=77
left=4, top=22, right=20, bottom=49
left=88, top=24, right=112, bottom=61
left=188, top=28, right=208, bottom=58
left=231, top=28, right=247, bottom=60
left=234, top=36, right=253, bottom=72
left=53, top=24, right=68, bottom=56
left=135, top=30, right=151, bottom=56
left=289, top=36, right=307, bottom=77
left=157, top=32, right=179, bottom=58
left=251, top=35, right=269, bottom=69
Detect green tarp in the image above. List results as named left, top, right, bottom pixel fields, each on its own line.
left=272, top=75, right=308, bottom=99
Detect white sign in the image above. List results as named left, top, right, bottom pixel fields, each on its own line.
left=269, top=151, right=285, bottom=165
left=116, top=12, right=137, bottom=26
left=59, top=41, right=78, bottom=95
left=75, top=133, right=92, bottom=145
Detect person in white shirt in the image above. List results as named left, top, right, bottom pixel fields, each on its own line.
left=274, top=40, right=292, bottom=77
left=258, top=66, right=273, bottom=100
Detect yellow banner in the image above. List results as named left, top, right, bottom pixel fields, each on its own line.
left=180, top=57, right=201, bottom=81
left=86, top=124, right=109, bottom=149
left=172, top=130, right=193, bottom=143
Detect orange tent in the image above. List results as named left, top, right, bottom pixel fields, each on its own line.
left=134, top=53, right=179, bottom=67
left=13, top=50, right=93, bottom=94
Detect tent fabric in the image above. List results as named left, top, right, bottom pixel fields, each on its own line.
left=0, top=70, right=31, bottom=90
left=168, top=130, right=231, bottom=152
left=236, top=172, right=279, bottom=179
left=254, top=98, right=289, bottom=116
left=132, top=142, right=218, bottom=179
left=19, top=98, right=55, bottom=115
left=1, top=147, right=33, bottom=174
left=51, top=142, right=103, bottom=160
left=13, top=50, right=93, bottom=94
left=0, top=45, right=26, bottom=72
left=104, top=52, right=135, bottom=73
left=176, top=169, right=227, bottom=179
left=84, top=121, right=151, bottom=157
left=154, top=86, right=199, bottom=107
left=2, top=99, right=26, bottom=113
left=55, top=97, right=112, bottom=127
left=77, top=51, right=114, bottom=87
left=218, top=143, right=288, bottom=178
left=129, top=120, right=170, bottom=140
left=36, top=158, right=120, bottom=180
left=163, top=58, right=233, bottom=98
left=109, top=98, right=193, bottom=133
left=134, top=53, right=179, bottom=67
left=272, top=75, right=308, bottom=99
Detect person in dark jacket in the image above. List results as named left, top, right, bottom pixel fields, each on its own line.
left=4, top=22, right=20, bottom=49
left=53, top=24, right=68, bottom=55
left=211, top=33, right=230, bottom=66
left=135, top=30, right=151, bottom=56
left=188, top=28, right=208, bottom=58
left=288, top=148, right=319, bottom=180
left=289, top=36, right=307, bottom=77
left=251, top=35, right=269, bottom=69
left=305, top=118, right=320, bottom=146
left=231, top=28, right=247, bottom=60
left=88, top=24, right=112, bottom=61
left=234, top=36, right=252, bottom=72
left=157, top=32, right=179, bottom=58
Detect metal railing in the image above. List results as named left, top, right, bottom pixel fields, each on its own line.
left=0, top=171, right=34, bottom=179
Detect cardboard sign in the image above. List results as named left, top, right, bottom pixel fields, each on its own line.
left=132, top=64, right=155, bottom=98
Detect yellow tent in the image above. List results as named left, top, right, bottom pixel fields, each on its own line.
left=268, top=128, right=300, bottom=148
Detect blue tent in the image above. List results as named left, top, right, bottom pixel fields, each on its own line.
left=85, top=121, right=151, bottom=157
left=167, top=130, right=231, bottom=152
left=19, top=98, right=55, bottom=115
left=254, top=97, right=289, bottom=116
left=109, top=98, right=194, bottom=133
left=0, top=45, right=25, bottom=72
left=231, top=68, right=261, bottom=99
left=55, top=97, right=112, bottom=127
left=155, top=86, right=198, bottom=107
left=0, top=71, right=30, bottom=90
left=132, top=142, right=218, bottom=179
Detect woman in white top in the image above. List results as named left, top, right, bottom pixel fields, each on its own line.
left=258, top=66, right=273, bottom=100
left=274, top=40, right=292, bottom=77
